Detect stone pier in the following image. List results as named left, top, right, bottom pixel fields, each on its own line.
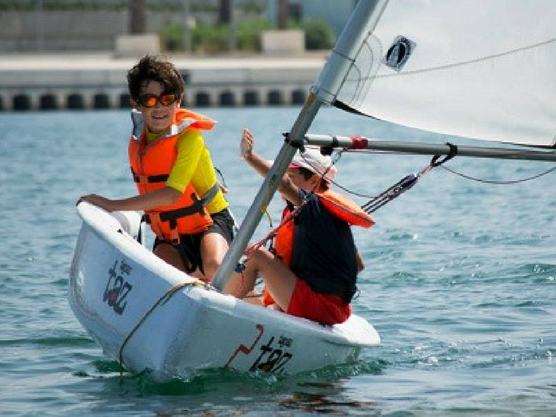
left=0, top=53, right=327, bottom=111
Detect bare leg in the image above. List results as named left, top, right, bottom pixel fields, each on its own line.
left=243, top=290, right=263, bottom=306
left=198, top=232, right=230, bottom=281
left=154, top=242, right=187, bottom=271
left=224, top=247, right=297, bottom=312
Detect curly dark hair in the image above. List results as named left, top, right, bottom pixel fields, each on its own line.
left=127, top=55, right=184, bottom=101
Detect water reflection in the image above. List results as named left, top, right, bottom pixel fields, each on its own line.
left=281, top=381, right=380, bottom=415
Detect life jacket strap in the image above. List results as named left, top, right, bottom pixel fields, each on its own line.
left=145, top=212, right=181, bottom=244
left=145, top=183, right=220, bottom=242
left=145, top=212, right=168, bottom=243
left=198, top=182, right=220, bottom=206
left=131, top=168, right=169, bottom=185
left=159, top=182, right=219, bottom=220
left=168, top=224, right=181, bottom=245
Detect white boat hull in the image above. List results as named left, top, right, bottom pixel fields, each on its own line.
left=69, top=203, right=380, bottom=380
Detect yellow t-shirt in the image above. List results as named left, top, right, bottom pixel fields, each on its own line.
left=145, top=128, right=228, bottom=214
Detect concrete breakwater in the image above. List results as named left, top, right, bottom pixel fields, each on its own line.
left=0, top=53, right=326, bottom=111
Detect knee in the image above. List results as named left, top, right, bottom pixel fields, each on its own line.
left=250, top=247, right=273, bottom=264
left=202, top=257, right=221, bottom=280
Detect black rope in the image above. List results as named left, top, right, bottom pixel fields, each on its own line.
left=283, top=132, right=305, bottom=151
left=430, top=143, right=458, bottom=167
left=361, top=173, right=419, bottom=214
left=360, top=144, right=459, bottom=214
left=137, top=215, right=146, bottom=244
left=319, top=136, right=338, bottom=156
left=440, top=164, right=556, bottom=184
left=294, top=139, right=555, bottom=217
left=214, top=167, right=227, bottom=189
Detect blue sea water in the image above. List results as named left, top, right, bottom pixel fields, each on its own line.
left=0, top=106, right=555, bottom=416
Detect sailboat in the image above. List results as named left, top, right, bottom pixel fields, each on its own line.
left=69, top=0, right=556, bottom=381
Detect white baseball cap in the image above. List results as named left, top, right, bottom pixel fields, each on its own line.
left=289, top=147, right=337, bottom=185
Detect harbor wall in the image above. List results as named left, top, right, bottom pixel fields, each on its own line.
left=0, top=54, right=326, bottom=111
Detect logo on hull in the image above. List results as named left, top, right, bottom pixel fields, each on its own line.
left=103, top=259, right=133, bottom=314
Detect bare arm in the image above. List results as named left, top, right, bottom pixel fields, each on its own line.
left=356, top=251, right=365, bottom=273
left=240, top=128, right=302, bottom=205
left=78, top=186, right=182, bottom=212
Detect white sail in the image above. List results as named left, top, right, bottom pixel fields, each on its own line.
left=315, top=0, right=556, bottom=147
left=214, top=0, right=556, bottom=289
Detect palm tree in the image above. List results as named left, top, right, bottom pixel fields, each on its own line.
left=129, top=0, right=147, bottom=34
left=278, top=0, right=289, bottom=29
left=219, top=0, right=236, bottom=51
left=219, top=0, right=231, bottom=25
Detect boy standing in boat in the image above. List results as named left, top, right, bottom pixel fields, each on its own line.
left=79, top=55, right=234, bottom=281
left=224, top=128, right=373, bottom=325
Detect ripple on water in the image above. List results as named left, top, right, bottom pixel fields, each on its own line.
left=3, top=109, right=556, bottom=415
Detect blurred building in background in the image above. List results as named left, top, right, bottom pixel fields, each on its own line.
left=0, top=0, right=356, bottom=53
left=0, top=0, right=358, bottom=111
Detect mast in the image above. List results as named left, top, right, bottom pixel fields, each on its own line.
left=212, top=0, right=388, bottom=290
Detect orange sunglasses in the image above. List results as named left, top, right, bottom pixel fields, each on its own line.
left=138, top=93, right=178, bottom=108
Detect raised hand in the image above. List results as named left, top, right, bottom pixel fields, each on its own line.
left=240, top=128, right=254, bottom=159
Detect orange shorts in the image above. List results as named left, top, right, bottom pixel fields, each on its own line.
left=263, top=279, right=351, bottom=326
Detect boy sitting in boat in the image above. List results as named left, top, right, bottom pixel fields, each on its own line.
left=224, top=128, right=374, bottom=325
left=78, top=55, right=234, bottom=282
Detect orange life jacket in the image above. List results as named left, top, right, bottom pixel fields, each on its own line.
left=274, top=190, right=374, bottom=267
left=263, top=190, right=374, bottom=307
left=318, top=190, right=375, bottom=229
left=128, top=109, right=217, bottom=243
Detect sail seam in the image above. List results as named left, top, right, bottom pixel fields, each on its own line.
left=342, top=35, right=383, bottom=109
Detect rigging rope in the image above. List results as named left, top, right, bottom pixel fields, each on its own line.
left=117, top=278, right=208, bottom=376
left=236, top=146, right=339, bottom=276
left=243, top=197, right=309, bottom=259
left=335, top=141, right=554, bottom=213
left=243, top=146, right=338, bottom=261
left=240, top=140, right=556, bottom=269
left=361, top=173, right=419, bottom=214
left=360, top=143, right=458, bottom=214
left=440, top=164, right=556, bottom=184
